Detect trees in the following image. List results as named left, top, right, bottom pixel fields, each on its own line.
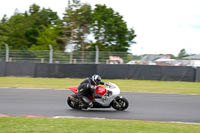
left=5, top=13, right=30, bottom=49
left=26, top=4, right=62, bottom=50
left=0, top=15, right=9, bottom=49
left=177, top=49, right=188, bottom=59
left=0, top=1, right=136, bottom=53
left=30, top=24, right=62, bottom=50
left=62, top=0, right=92, bottom=61
left=62, top=1, right=136, bottom=62
left=62, top=2, right=136, bottom=63
left=0, top=4, right=61, bottom=50
left=91, top=4, right=136, bottom=52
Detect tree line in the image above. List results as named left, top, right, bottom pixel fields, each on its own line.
left=0, top=0, right=136, bottom=55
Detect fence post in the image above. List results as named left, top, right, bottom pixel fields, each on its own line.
left=70, top=52, right=73, bottom=64
left=95, top=45, right=99, bottom=64
left=49, top=44, right=53, bottom=63
left=5, top=44, right=9, bottom=62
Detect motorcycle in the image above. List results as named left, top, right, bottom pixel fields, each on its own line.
left=67, top=82, right=129, bottom=111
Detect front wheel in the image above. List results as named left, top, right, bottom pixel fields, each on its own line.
left=112, top=97, right=129, bottom=111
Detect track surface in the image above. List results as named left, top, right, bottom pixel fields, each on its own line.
left=0, top=88, right=200, bottom=123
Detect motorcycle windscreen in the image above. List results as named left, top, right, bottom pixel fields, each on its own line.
left=69, top=87, right=78, bottom=94
left=95, top=86, right=107, bottom=96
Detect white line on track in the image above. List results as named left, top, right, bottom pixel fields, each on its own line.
left=53, top=116, right=105, bottom=119
left=169, top=121, right=200, bottom=125
left=52, top=116, right=200, bottom=125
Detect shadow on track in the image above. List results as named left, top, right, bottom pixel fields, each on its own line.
left=67, top=109, right=129, bottom=113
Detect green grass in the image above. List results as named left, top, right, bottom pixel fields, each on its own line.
left=0, top=117, right=200, bottom=133
left=0, top=77, right=200, bottom=94
left=0, top=76, right=200, bottom=95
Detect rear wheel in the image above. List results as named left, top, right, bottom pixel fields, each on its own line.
left=67, top=95, right=81, bottom=109
left=112, top=97, right=129, bottom=111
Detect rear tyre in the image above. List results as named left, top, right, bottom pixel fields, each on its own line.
left=112, top=97, right=129, bottom=111
left=67, top=95, right=81, bottom=109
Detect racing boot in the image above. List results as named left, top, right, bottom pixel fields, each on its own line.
left=81, top=96, right=93, bottom=109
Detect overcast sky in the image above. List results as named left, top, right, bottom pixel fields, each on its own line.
left=1, top=0, right=200, bottom=55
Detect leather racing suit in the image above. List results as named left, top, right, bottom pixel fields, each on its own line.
left=77, top=78, right=105, bottom=107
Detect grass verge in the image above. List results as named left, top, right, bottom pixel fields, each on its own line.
left=0, top=117, right=200, bottom=133
left=0, top=77, right=200, bottom=95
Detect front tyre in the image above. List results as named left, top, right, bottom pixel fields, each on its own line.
left=112, top=97, right=129, bottom=111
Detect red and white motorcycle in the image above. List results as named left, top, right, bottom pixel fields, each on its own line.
left=67, top=82, right=129, bottom=111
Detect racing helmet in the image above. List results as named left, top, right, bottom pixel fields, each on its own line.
left=92, top=74, right=101, bottom=85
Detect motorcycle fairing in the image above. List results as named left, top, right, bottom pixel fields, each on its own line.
left=69, top=86, right=106, bottom=96
left=94, top=83, right=120, bottom=106
left=95, top=86, right=106, bottom=96
left=69, top=87, right=78, bottom=94
left=94, top=92, right=118, bottom=107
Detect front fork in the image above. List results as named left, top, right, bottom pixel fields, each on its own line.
left=113, top=96, right=123, bottom=106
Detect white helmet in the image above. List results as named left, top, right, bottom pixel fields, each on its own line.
left=92, top=74, right=101, bottom=85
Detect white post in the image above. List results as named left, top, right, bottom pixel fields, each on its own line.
left=70, top=52, right=73, bottom=64
left=95, top=45, right=99, bottom=64
left=5, top=44, right=9, bottom=62
left=49, top=44, right=53, bottom=63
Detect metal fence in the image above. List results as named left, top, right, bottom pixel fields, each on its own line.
left=0, top=45, right=134, bottom=64
left=1, top=44, right=199, bottom=67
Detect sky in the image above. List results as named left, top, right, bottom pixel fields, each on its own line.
left=0, top=0, right=200, bottom=56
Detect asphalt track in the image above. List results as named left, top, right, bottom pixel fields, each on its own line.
left=0, top=88, right=200, bottom=123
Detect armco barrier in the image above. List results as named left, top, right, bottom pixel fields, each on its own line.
left=128, top=65, right=162, bottom=80
left=159, top=66, right=195, bottom=81
left=97, top=64, right=195, bottom=81
left=0, top=61, right=198, bottom=82
left=0, top=61, right=6, bottom=76
left=35, top=63, right=97, bottom=78
left=0, top=62, right=36, bottom=77
left=195, top=67, right=200, bottom=82
left=5, top=62, right=36, bottom=77
left=97, top=64, right=129, bottom=79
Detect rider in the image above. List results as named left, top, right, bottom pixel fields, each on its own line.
left=77, top=74, right=107, bottom=108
